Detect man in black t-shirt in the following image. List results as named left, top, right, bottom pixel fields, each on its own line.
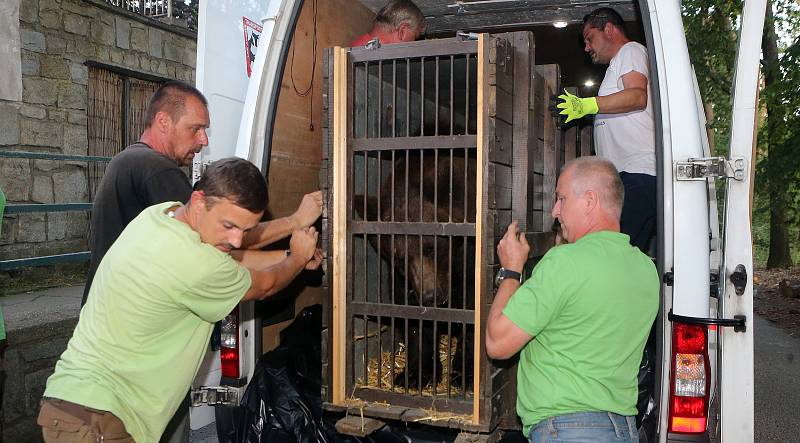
left=83, top=81, right=207, bottom=306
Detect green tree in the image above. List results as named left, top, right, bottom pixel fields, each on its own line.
left=758, top=0, right=800, bottom=268
left=683, top=0, right=800, bottom=269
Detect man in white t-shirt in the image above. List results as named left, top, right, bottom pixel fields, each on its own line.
left=556, top=7, right=655, bottom=254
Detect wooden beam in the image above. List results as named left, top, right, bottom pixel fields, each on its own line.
left=332, top=46, right=349, bottom=405
left=425, top=4, right=638, bottom=34
left=473, top=32, right=489, bottom=425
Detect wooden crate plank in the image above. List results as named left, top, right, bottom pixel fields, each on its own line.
left=580, top=124, right=593, bottom=157
left=489, top=87, right=514, bottom=125
left=488, top=118, right=513, bottom=166
left=474, top=32, right=489, bottom=425
left=513, top=31, right=534, bottom=233
left=536, top=64, right=560, bottom=233
left=493, top=36, right=514, bottom=95
left=488, top=163, right=513, bottom=210
left=563, top=87, right=578, bottom=164
left=332, top=46, right=349, bottom=405
left=335, top=416, right=386, bottom=437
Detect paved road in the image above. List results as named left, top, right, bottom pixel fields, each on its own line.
left=754, top=315, right=800, bottom=442
left=190, top=423, right=218, bottom=443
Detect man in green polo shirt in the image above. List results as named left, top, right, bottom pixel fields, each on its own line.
left=486, top=156, right=658, bottom=442
left=37, top=158, right=322, bottom=443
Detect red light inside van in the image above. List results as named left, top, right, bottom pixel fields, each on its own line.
left=220, top=307, right=240, bottom=379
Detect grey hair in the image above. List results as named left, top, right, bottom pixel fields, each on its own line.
left=374, top=0, right=425, bottom=34
left=563, top=156, right=625, bottom=219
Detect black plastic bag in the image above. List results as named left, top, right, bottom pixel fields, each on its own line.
left=216, top=305, right=327, bottom=443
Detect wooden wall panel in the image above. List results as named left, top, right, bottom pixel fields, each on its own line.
left=266, top=0, right=374, bottom=334
left=535, top=64, right=560, bottom=234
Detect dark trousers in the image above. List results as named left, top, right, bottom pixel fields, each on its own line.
left=619, top=172, right=657, bottom=255
left=159, top=393, right=190, bottom=443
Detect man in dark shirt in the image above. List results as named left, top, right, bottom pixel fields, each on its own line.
left=83, top=81, right=206, bottom=306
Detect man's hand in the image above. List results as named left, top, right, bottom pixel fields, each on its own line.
left=305, top=248, right=323, bottom=270
left=289, top=226, right=319, bottom=263
left=556, top=89, right=599, bottom=123
left=290, top=191, right=323, bottom=229
left=497, top=221, right=530, bottom=273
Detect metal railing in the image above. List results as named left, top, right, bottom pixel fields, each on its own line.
left=0, top=151, right=112, bottom=271
left=104, top=0, right=172, bottom=18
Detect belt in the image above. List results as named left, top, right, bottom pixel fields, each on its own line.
left=43, top=397, right=104, bottom=425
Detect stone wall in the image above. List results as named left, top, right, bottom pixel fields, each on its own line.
left=0, top=0, right=196, bottom=262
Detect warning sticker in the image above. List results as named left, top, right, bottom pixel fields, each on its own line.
left=243, top=17, right=263, bottom=77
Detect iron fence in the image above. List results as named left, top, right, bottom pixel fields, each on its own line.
left=104, top=0, right=172, bottom=18
left=0, top=151, right=112, bottom=271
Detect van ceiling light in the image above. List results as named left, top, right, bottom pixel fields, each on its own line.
left=553, top=21, right=568, bottom=28
left=584, top=80, right=595, bottom=87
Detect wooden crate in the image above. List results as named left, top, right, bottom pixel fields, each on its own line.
left=320, top=32, right=572, bottom=436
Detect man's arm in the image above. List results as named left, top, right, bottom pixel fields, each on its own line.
left=231, top=249, right=287, bottom=270
left=241, top=226, right=321, bottom=301
left=241, top=191, right=323, bottom=249
left=485, top=221, right=534, bottom=360
left=486, top=279, right=534, bottom=360
left=233, top=248, right=323, bottom=271
left=596, top=70, right=648, bottom=114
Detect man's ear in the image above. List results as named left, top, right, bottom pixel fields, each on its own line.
left=189, top=190, right=207, bottom=211
left=154, top=110, right=172, bottom=133
left=604, top=22, right=615, bottom=37
left=583, top=189, right=598, bottom=214
left=397, top=22, right=411, bottom=41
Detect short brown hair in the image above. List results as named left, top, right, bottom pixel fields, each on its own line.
left=144, top=81, right=208, bottom=128
left=194, top=158, right=268, bottom=214
left=374, top=0, right=425, bottom=34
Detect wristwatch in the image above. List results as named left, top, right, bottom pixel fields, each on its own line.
left=495, top=267, right=523, bottom=286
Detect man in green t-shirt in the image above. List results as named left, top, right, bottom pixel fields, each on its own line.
left=486, top=156, right=658, bottom=442
left=37, top=158, right=322, bottom=443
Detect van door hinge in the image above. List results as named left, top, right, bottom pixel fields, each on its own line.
left=190, top=386, right=239, bottom=407
left=675, top=157, right=747, bottom=181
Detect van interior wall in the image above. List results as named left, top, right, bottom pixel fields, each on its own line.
left=262, top=0, right=375, bottom=352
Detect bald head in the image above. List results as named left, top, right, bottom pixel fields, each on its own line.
left=562, top=156, right=624, bottom=220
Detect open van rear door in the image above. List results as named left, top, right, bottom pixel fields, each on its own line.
left=718, top=0, right=767, bottom=440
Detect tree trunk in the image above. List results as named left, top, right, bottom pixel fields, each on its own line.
left=762, top=0, right=792, bottom=268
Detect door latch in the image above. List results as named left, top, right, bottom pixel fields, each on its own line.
left=190, top=386, right=239, bottom=407
left=729, top=264, right=748, bottom=296
left=675, top=157, right=747, bottom=181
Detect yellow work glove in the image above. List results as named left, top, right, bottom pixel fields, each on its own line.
left=555, top=89, right=599, bottom=123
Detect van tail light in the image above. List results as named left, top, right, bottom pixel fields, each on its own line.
left=668, top=322, right=710, bottom=434
left=220, top=307, right=240, bottom=379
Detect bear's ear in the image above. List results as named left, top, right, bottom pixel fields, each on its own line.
left=353, top=195, right=379, bottom=221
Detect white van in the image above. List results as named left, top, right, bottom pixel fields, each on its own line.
left=189, top=1, right=764, bottom=441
